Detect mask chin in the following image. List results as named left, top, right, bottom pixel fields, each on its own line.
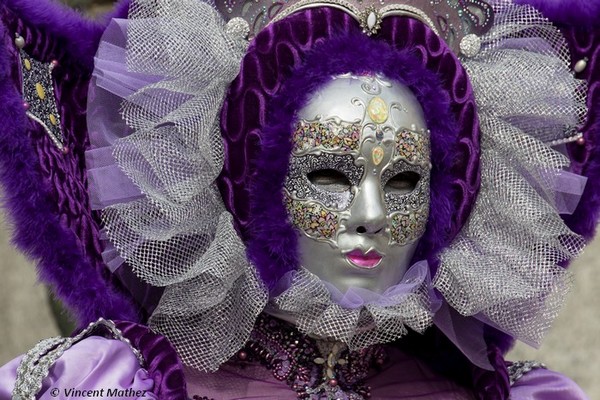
left=285, top=74, right=431, bottom=295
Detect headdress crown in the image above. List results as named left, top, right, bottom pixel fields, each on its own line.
left=217, top=0, right=494, bottom=54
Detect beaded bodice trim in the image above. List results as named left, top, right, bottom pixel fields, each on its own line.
left=233, top=315, right=387, bottom=399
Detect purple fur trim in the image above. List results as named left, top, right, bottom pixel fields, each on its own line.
left=0, top=3, right=138, bottom=324
left=516, top=0, right=600, bottom=27
left=247, top=31, right=458, bottom=289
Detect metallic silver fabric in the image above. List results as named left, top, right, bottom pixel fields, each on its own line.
left=508, top=360, right=547, bottom=386
left=100, top=0, right=267, bottom=372
left=435, top=2, right=586, bottom=347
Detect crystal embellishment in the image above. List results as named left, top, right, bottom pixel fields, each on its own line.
left=360, top=7, right=382, bottom=36
left=14, top=33, right=65, bottom=151
left=372, top=145, right=384, bottom=165
left=459, top=33, right=481, bottom=58
left=367, top=96, right=388, bottom=123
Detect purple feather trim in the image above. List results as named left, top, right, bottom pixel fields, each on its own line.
left=516, top=0, right=600, bottom=27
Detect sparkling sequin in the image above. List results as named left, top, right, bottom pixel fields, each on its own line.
left=390, top=206, right=429, bottom=245
left=293, top=120, right=361, bottom=154
left=285, top=153, right=363, bottom=210
left=286, top=195, right=340, bottom=240
left=367, top=96, right=388, bottom=123
left=395, top=129, right=429, bottom=165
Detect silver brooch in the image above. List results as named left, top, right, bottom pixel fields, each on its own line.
left=359, top=7, right=383, bottom=36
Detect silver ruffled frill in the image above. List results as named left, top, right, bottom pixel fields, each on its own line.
left=436, top=1, right=586, bottom=347
left=94, top=0, right=267, bottom=372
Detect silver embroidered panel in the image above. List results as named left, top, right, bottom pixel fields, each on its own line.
left=15, top=34, right=64, bottom=150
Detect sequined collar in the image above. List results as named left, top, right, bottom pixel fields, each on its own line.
left=233, top=314, right=387, bottom=399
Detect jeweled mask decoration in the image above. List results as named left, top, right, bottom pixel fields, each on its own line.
left=285, top=74, right=431, bottom=294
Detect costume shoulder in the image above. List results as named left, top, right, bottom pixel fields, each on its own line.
left=511, top=366, right=589, bottom=399
left=0, top=320, right=186, bottom=399
left=0, top=0, right=150, bottom=326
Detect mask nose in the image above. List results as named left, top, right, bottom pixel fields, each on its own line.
left=347, top=175, right=387, bottom=235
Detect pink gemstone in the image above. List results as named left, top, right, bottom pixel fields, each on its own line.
left=577, top=137, right=586, bottom=146
left=22, top=102, right=29, bottom=110
left=238, top=350, right=248, bottom=360
left=328, top=379, right=338, bottom=387
left=51, top=60, right=59, bottom=68
left=62, top=147, right=69, bottom=155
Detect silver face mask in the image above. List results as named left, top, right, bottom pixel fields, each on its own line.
left=284, top=74, right=431, bottom=294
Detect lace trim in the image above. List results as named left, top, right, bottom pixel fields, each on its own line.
left=12, top=318, right=144, bottom=400
left=507, top=360, right=546, bottom=386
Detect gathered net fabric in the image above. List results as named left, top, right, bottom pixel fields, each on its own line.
left=435, top=1, right=587, bottom=346
left=465, top=0, right=587, bottom=145
left=272, top=265, right=433, bottom=351
left=99, top=0, right=267, bottom=372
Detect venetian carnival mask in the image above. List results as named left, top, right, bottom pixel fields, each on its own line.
left=284, top=74, right=432, bottom=294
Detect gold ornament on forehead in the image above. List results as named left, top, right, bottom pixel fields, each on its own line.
left=372, top=145, right=385, bottom=165
left=367, top=96, right=388, bottom=124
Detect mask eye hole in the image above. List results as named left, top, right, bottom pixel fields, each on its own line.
left=307, top=169, right=351, bottom=192
left=385, top=171, right=420, bottom=195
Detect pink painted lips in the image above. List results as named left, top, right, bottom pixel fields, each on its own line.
left=346, top=249, right=383, bottom=269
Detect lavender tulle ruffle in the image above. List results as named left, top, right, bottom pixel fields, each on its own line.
left=86, top=18, right=160, bottom=209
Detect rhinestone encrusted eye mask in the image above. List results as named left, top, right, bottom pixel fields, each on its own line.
left=284, top=74, right=431, bottom=294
